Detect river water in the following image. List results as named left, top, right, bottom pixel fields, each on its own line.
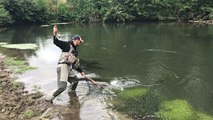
left=0, top=23, right=213, bottom=119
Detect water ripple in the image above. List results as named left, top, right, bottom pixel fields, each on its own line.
left=143, top=49, right=178, bottom=54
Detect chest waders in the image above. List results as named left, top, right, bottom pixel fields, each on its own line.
left=46, top=45, right=80, bottom=103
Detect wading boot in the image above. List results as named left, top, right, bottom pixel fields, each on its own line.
left=45, top=95, right=55, bottom=104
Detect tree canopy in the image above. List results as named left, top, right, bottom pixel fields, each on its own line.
left=0, top=0, right=213, bottom=26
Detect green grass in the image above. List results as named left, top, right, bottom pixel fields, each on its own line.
left=22, top=110, right=34, bottom=119
left=12, top=81, right=23, bottom=89
left=4, top=57, right=35, bottom=74
left=5, top=57, right=26, bottom=66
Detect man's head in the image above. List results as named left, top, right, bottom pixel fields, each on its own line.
left=72, top=35, right=84, bottom=46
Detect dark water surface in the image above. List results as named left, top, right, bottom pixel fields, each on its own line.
left=1, top=23, right=213, bottom=119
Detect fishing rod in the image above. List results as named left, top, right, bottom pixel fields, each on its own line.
left=83, top=75, right=97, bottom=85
left=83, top=74, right=110, bottom=87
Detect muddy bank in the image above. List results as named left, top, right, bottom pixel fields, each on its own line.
left=0, top=53, right=79, bottom=120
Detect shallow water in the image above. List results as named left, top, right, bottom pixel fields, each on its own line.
left=1, top=23, right=213, bottom=119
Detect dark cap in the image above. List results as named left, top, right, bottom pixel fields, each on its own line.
left=72, top=35, right=84, bottom=43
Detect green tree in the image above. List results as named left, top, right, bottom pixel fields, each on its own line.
left=2, top=0, right=51, bottom=24
left=0, top=4, right=13, bottom=26
left=33, top=0, right=51, bottom=23
left=178, top=0, right=213, bottom=21
left=56, top=2, right=73, bottom=22
left=1, top=0, right=213, bottom=25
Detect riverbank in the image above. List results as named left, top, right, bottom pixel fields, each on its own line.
left=189, top=20, right=213, bottom=24
left=0, top=53, right=76, bottom=120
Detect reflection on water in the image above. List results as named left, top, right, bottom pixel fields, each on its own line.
left=63, top=91, right=80, bottom=120
left=1, top=23, right=213, bottom=119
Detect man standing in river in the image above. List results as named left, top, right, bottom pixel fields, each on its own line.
left=45, top=25, right=85, bottom=103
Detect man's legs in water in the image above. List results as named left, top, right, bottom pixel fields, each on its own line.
left=45, top=64, right=69, bottom=103
left=68, top=76, right=79, bottom=91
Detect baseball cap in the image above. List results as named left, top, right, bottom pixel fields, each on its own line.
left=72, top=35, right=84, bottom=43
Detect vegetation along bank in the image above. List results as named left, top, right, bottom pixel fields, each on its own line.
left=0, top=0, right=213, bottom=27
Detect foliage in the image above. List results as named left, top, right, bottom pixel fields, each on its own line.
left=0, top=0, right=213, bottom=25
left=56, top=2, right=73, bottom=22
left=33, top=0, right=52, bottom=23
left=0, top=4, right=13, bottom=26
left=68, top=0, right=213, bottom=22
left=178, top=0, right=213, bottom=21
left=1, top=0, right=51, bottom=24
left=67, top=0, right=103, bottom=22
left=22, top=110, right=34, bottom=119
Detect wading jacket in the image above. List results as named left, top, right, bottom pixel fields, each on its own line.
left=53, top=35, right=83, bottom=73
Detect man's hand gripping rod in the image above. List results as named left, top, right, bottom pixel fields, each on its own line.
left=83, top=75, right=96, bottom=85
